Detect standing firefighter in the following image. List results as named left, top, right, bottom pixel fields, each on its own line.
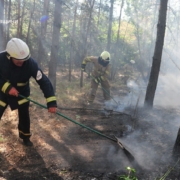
left=0, top=38, right=57, bottom=146
left=81, top=51, right=111, bottom=105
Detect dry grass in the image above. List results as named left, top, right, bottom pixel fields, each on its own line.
left=29, top=70, right=89, bottom=108
left=28, top=68, right=132, bottom=108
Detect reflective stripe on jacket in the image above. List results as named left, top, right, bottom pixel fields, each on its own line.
left=0, top=51, right=57, bottom=110
left=82, top=56, right=111, bottom=81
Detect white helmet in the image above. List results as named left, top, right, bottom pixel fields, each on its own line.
left=6, top=38, right=30, bottom=61
left=100, top=51, right=110, bottom=61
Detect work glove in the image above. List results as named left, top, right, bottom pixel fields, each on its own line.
left=9, top=87, right=19, bottom=97
left=81, top=64, right=86, bottom=72
left=94, top=76, right=101, bottom=84
left=48, top=107, right=57, bottom=113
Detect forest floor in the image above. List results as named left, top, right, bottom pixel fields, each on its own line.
left=0, top=72, right=180, bottom=180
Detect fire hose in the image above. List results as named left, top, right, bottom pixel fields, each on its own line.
left=18, top=94, right=134, bottom=162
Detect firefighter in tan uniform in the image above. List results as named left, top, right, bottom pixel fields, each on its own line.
left=81, top=51, right=111, bottom=105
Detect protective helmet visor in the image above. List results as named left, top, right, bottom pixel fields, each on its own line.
left=12, top=53, right=31, bottom=61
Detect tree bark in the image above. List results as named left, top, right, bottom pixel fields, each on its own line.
left=144, top=0, right=168, bottom=108
left=0, top=0, right=5, bottom=50
left=173, top=127, right=180, bottom=158
left=80, top=0, right=95, bottom=88
left=17, top=0, right=21, bottom=38
left=4, top=0, right=7, bottom=41
left=19, top=0, right=25, bottom=38
left=26, top=0, right=35, bottom=44
left=111, top=0, right=124, bottom=80
left=37, top=0, right=50, bottom=68
left=48, top=0, right=62, bottom=91
left=107, top=0, right=114, bottom=51
left=69, top=0, right=78, bottom=82
left=6, top=0, right=11, bottom=41
left=146, top=0, right=159, bottom=80
left=97, top=0, right=102, bottom=28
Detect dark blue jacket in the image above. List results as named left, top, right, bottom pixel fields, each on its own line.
left=0, top=51, right=57, bottom=110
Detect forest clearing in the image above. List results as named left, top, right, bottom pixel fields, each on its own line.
left=1, top=0, right=180, bottom=179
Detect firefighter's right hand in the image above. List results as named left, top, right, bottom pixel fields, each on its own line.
left=81, top=64, right=86, bottom=72
left=9, top=87, right=19, bottom=97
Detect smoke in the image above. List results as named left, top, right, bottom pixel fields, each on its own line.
left=105, top=145, right=130, bottom=171
left=104, top=66, right=180, bottom=112
left=103, top=57, right=180, bottom=173
left=102, top=0, right=180, bottom=175
left=114, top=109, right=180, bottom=172
left=155, top=73, right=180, bottom=107
left=104, top=79, right=146, bottom=112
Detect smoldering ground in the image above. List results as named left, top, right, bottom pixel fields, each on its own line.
left=102, top=61, right=180, bottom=175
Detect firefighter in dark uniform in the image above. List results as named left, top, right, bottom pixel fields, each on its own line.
left=0, top=38, right=57, bottom=146
left=81, top=51, right=111, bottom=105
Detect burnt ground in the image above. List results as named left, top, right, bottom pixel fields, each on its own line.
left=1, top=91, right=180, bottom=180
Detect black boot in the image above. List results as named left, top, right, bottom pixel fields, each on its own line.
left=23, top=138, right=33, bottom=146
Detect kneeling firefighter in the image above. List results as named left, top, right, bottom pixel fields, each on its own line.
left=0, top=38, right=57, bottom=146
left=81, top=51, right=111, bottom=105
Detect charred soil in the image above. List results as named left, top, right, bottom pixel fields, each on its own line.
left=0, top=94, right=180, bottom=180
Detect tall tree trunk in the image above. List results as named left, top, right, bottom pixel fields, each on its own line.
left=97, top=0, right=102, bottom=28
left=116, top=0, right=124, bottom=45
left=19, top=0, right=25, bottom=38
left=107, top=0, right=114, bottom=51
left=37, top=0, right=50, bottom=68
left=144, top=0, right=168, bottom=108
left=111, top=0, right=124, bottom=80
left=26, top=0, right=35, bottom=44
left=48, top=0, right=62, bottom=91
left=69, top=0, right=78, bottom=82
left=7, top=0, right=11, bottom=41
left=17, top=0, right=21, bottom=38
left=4, top=0, right=7, bottom=41
left=0, top=0, right=5, bottom=50
left=146, top=0, right=159, bottom=79
left=173, top=127, right=180, bottom=158
left=80, top=0, right=95, bottom=88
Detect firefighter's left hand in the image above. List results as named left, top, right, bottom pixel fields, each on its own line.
left=48, top=107, right=57, bottom=113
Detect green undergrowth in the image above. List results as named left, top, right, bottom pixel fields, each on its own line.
left=118, top=167, right=138, bottom=180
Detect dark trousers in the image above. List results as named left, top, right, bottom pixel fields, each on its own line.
left=0, top=102, right=31, bottom=140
